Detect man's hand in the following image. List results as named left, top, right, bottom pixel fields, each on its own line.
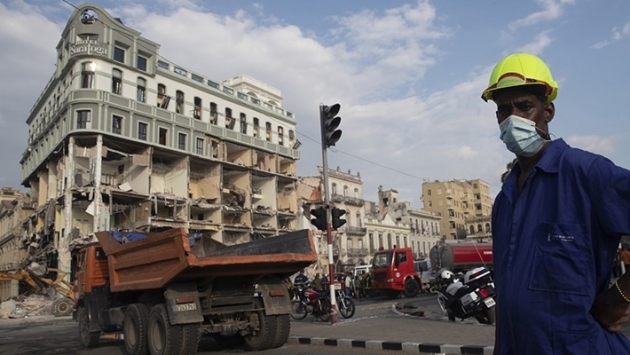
left=591, top=284, right=630, bottom=332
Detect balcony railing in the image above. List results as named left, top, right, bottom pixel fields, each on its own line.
left=331, top=194, right=365, bottom=206
left=347, top=248, right=368, bottom=257
left=344, top=226, right=367, bottom=236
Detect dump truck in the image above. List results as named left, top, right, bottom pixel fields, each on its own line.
left=72, top=228, right=318, bottom=355
left=429, top=240, right=493, bottom=273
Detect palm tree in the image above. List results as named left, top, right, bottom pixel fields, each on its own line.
left=501, top=158, right=518, bottom=183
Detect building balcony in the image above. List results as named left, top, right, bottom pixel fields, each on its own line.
left=344, top=226, right=367, bottom=236
left=331, top=194, right=365, bottom=207
left=347, top=248, right=368, bottom=257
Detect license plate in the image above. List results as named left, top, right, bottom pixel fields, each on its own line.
left=175, top=303, right=197, bottom=312
left=483, top=298, right=496, bottom=308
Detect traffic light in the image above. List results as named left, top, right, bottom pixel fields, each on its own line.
left=310, top=206, right=327, bottom=231
left=331, top=207, right=346, bottom=230
left=320, top=104, right=342, bottom=148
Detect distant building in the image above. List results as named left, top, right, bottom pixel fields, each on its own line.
left=421, top=179, right=492, bottom=239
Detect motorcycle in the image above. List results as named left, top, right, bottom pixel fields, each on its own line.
left=290, top=283, right=331, bottom=321
left=319, top=282, right=355, bottom=319
left=432, top=267, right=496, bottom=325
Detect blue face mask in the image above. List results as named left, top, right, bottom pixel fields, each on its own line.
left=499, top=115, right=549, bottom=157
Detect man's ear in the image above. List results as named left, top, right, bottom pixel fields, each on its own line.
left=544, top=102, right=555, bottom=123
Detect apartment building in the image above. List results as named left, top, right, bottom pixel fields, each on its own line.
left=421, top=179, right=492, bottom=239
left=297, top=167, right=367, bottom=273
left=12, top=4, right=301, bottom=274
left=465, top=215, right=492, bottom=242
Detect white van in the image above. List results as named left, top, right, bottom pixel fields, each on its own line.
left=353, top=265, right=371, bottom=278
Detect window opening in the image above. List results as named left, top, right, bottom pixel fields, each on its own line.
left=138, top=122, right=147, bottom=140
left=137, top=77, right=146, bottom=102
left=157, top=84, right=170, bottom=109
left=112, top=115, right=122, bottom=134
left=240, top=113, right=247, bottom=134
left=159, top=127, right=167, bottom=145
left=210, top=102, right=217, bottom=124
left=176, top=90, right=184, bottom=114
left=112, top=69, right=122, bottom=95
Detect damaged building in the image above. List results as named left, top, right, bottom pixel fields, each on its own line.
left=4, top=4, right=301, bottom=281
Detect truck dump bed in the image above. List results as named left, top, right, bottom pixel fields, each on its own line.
left=95, top=228, right=317, bottom=292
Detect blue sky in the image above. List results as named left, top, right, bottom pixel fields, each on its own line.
left=1, top=0, right=629, bottom=206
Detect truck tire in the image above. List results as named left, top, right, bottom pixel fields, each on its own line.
left=123, top=303, right=150, bottom=355
left=270, top=314, right=290, bottom=348
left=77, top=306, right=100, bottom=348
left=244, top=299, right=276, bottom=351
left=403, top=279, right=420, bottom=298
left=147, top=304, right=183, bottom=355
left=178, top=323, right=200, bottom=355
left=51, top=297, right=74, bottom=317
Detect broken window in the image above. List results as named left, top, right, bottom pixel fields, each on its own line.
left=112, top=69, right=122, bottom=95
left=137, top=77, right=146, bottom=102
left=157, top=84, right=170, bottom=109
left=210, top=102, right=218, bottom=124
left=112, top=115, right=122, bottom=134
left=265, top=122, right=271, bottom=142
left=176, top=90, right=184, bottom=114
left=211, top=140, right=219, bottom=158
left=114, top=46, right=125, bottom=63
left=225, top=108, right=235, bottom=130
left=240, top=113, right=247, bottom=134
left=138, top=122, right=148, bottom=140
left=278, top=126, right=284, bottom=145
left=253, top=117, right=260, bottom=138
left=76, top=110, right=90, bottom=129
left=194, top=97, right=202, bottom=119
left=159, top=127, right=168, bottom=145
left=289, top=129, right=295, bottom=145
left=178, top=133, right=187, bottom=150
left=196, top=137, right=204, bottom=155
left=81, top=62, right=95, bottom=89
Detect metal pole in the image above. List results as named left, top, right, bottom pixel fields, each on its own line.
left=320, top=104, right=338, bottom=324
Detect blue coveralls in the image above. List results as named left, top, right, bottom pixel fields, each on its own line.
left=493, top=139, right=630, bottom=354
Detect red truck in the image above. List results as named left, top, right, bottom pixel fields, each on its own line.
left=429, top=240, right=493, bottom=272
left=370, top=247, right=422, bottom=299
left=72, top=228, right=317, bottom=355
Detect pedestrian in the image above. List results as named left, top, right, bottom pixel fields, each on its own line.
left=312, top=273, right=322, bottom=292
left=482, top=52, right=630, bottom=354
left=293, top=269, right=309, bottom=288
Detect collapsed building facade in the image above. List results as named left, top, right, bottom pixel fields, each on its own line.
left=8, top=4, right=301, bottom=277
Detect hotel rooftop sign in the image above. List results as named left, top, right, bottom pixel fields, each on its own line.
left=69, top=40, right=108, bottom=57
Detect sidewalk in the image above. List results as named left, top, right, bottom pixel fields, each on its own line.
left=288, top=300, right=495, bottom=355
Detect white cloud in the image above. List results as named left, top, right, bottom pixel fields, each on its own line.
left=565, top=135, right=615, bottom=156
left=516, top=31, right=554, bottom=55
left=592, top=22, right=630, bottom=49
left=508, top=0, right=575, bottom=32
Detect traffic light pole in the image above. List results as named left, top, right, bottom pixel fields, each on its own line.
left=319, top=104, right=338, bottom=324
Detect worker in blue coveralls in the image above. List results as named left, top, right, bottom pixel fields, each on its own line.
left=481, top=53, right=630, bottom=354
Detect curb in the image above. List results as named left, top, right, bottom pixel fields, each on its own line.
left=288, top=336, right=494, bottom=355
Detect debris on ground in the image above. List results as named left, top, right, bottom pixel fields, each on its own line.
left=0, top=294, right=56, bottom=319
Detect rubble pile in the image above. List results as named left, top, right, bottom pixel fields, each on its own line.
left=0, top=294, right=53, bottom=319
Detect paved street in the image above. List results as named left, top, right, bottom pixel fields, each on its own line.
left=1, top=294, right=630, bottom=355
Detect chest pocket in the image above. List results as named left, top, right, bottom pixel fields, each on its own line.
left=528, top=222, right=590, bottom=295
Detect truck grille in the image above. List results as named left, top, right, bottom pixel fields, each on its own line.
left=372, top=271, right=387, bottom=282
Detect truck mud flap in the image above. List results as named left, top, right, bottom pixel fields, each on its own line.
left=256, top=278, right=291, bottom=316
left=164, top=283, right=204, bottom=325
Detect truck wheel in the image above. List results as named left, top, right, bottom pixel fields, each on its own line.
left=178, top=323, right=200, bottom=355
left=77, top=306, right=100, bottom=348
left=403, top=279, right=420, bottom=298
left=147, top=304, right=183, bottom=355
left=51, top=297, right=74, bottom=317
left=476, top=307, right=496, bottom=325
left=244, top=299, right=276, bottom=351
left=290, top=300, right=307, bottom=320
left=270, top=314, right=290, bottom=348
left=123, top=303, right=150, bottom=355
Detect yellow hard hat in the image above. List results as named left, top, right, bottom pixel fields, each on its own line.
left=481, top=53, right=558, bottom=103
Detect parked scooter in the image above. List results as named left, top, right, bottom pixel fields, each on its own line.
left=290, top=283, right=331, bottom=321
left=432, top=267, right=496, bottom=324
